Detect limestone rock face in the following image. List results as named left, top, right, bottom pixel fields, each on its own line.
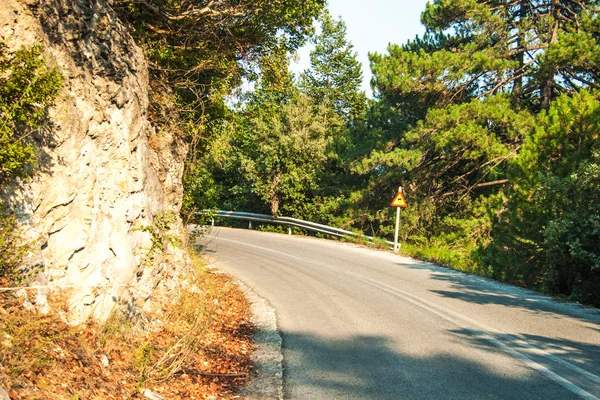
left=0, top=0, right=188, bottom=323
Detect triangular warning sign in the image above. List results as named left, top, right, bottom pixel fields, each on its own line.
left=390, top=191, right=408, bottom=208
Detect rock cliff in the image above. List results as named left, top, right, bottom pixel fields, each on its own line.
left=0, top=0, right=188, bottom=323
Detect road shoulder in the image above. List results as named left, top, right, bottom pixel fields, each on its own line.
left=233, top=278, right=284, bottom=400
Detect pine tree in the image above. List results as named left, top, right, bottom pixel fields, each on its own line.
left=301, top=10, right=367, bottom=124
left=485, top=90, right=600, bottom=304
left=348, top=0, right=600, bottom=284
left=364, top=0, right=600, bottom=213
left=373, top=0, right=600, bottom=115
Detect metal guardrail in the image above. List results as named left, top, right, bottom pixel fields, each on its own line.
left=199, top=210, right=394, bottom=248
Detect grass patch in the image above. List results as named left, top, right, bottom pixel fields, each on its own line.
left=400, top=241, right=481, bottom=274
left=339, top=234, right=391, bottom=251
left=0, top=252, right=254, bottom=399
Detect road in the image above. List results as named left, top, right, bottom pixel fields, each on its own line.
left=202, top=227, right=600, bottom=400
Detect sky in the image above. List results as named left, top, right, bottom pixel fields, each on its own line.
left=291, top=0, right=430, bottom=97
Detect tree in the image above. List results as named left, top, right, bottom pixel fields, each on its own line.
left=184, top=44, right=332, bottom=219
left=116, top=0, right=328, bottom=220
left=414, top=0, right=600, bottom=110
left=291, top=10, right=370, bottom=226
left=369, top=0, right=600, bottom=130
left=240, top=95, right=329, bottom=216
left=358, top=0, right=600, bottom=231
left=334, top=0, right=600, bottom=292
left=114, top=0, right=326, bottom=124
left=484, top=90, right=600, bottom=304
left=301, top=10, right=367, bottom=124
left=242, top=47, right=329, bottom=216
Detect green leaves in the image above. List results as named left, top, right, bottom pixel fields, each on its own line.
left=301, top=10, right=366, bottom=124
left=114, top=0, right=326, bottom=123
left=343, top=1, right=600, bottom=304
left=517, top=90, right=600, bottom=184
left=240, top=95, right=329, bottom=216
left=179, top=0, right=600, bottom=305
left=184, top=45, right=332, bottom=218
left=0, top=43, right=61, bottom=280
left=484, top=90, right=600, bottom=304
left=0, top=42, right=62, bottom=185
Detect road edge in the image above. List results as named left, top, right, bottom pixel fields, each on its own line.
left=233, top=279, right=284, bottom=400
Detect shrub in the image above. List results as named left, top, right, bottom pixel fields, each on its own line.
left=0, top=42, right=62, bottom=280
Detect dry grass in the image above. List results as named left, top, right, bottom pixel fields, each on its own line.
left=0, top=256, right=254, bottom=399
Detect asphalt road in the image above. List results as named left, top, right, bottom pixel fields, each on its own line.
left=202, top=227, right=600, bottom=400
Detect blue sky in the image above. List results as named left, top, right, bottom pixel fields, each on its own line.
left=291, top=0, right=430, bottom=96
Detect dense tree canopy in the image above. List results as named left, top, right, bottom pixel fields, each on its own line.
left=239, top=94, right=329, bottom=216
left=175, top=1, right=599, bottom=305
left=373, top=0, right=600, bottom=114
left=486, top=90, right=600, bottom=304
left=354, top=0, right=600, bottom=303
left=114, top=0, right=326, bottom=120
left=183, top=5, right=367, bottom=221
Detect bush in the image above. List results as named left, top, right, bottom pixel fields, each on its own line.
left=0, top=42, right=62, bottom=280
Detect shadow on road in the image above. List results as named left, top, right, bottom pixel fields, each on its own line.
left=449, top=328, right=600, bottom=377
left=281, top=332, right=579, bottom=399
left=398, top=261, right=600, bottom=326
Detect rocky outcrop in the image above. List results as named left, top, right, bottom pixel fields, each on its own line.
left=0, top=0, right=188, bottom=323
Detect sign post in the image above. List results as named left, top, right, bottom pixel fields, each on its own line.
left=390, top=186, right=407, bottom=253
left=394, top=202, right=401, bottom=253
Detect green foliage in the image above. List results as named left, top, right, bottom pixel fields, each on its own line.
left=301, top=10, right=367, bottom=124
left=114, top=0, right=326, bottom=129
left=182, top=114, right=249, bottom=214
left=192, top=82, right=331, bottom=218
left=121, top=0, right=328, bottom=221
left=0, top=42, right=62, bottom=185
left=541, top=164, right=600, bottom=305
left=297, top=9, right=370, bottom=227
left=485, top=90, right=600, bottom=305
left=373, top=0, right=600, bottom=113
left=0, top=207, right=28, bottom=280
left=134, top=212, right=180, bottom=268
left=332, top=0, right=600, bottom=305
left=0, top=42, right=61, bottom=280
left=134, top=342, right=155, bottom=383
left=180, top=1, right=600, bottom=306
left=400, top=241, right=481, bottom=275
left=240, top=95, right=329, bottom=216
left=185, top=37, right=339, bottom=220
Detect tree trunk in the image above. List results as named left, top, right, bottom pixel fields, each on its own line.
left=269, top=172, right=282, bottom=216
left=540, top=0, right=560, bottom=110
left=512, top=1, right=527, bottom=95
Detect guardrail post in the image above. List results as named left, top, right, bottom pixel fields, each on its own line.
left=249, top=220, right=253, bottom=229
left=288, top=226, right=292, bottom=235
left=211, top=218, right=215, bottom=227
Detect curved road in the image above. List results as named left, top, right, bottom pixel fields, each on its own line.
left=203, top=227, right=600, bottom=400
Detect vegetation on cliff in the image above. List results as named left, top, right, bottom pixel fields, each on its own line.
left=0, top=42, right=62, bottom=279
